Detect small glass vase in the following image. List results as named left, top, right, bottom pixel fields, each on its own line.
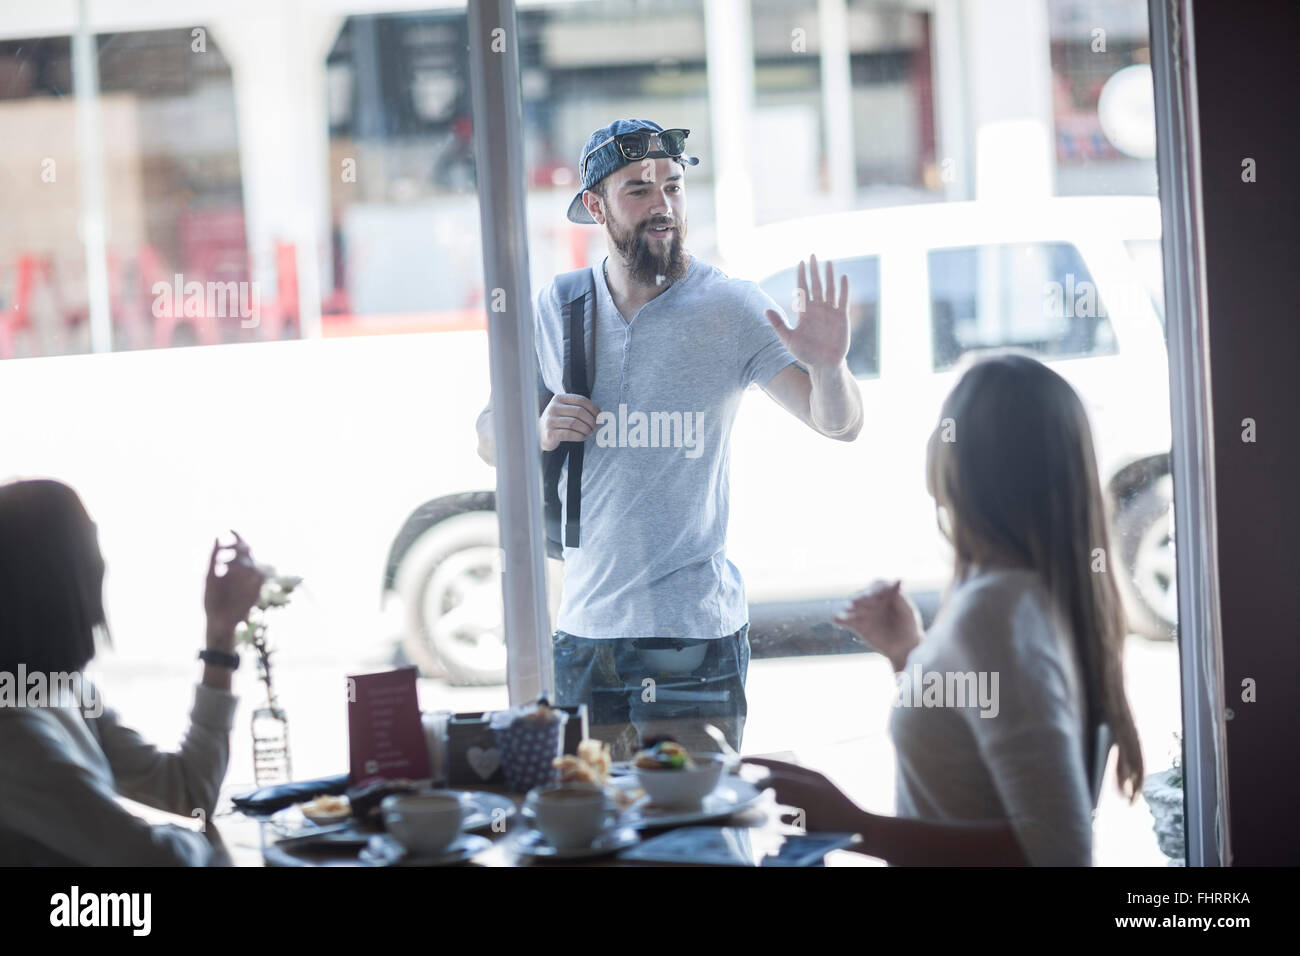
left=251, top=705, right=293, bottom=787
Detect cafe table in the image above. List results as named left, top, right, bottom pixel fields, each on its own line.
left=206, top=772, right=880, bottom=868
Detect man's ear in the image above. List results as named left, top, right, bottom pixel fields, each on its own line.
left=583, top=189, right=605, bottom=224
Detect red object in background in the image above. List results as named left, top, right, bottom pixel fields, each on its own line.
left=0, top=254, right=41, bottom=357
left=8, top=254, right=41, bottom=335
left=178, top=208, right=249, bottom=285
left=265, top=241, right=299, bottom=340
left=135, top=244, right=217, bottom=348
left=0, top=254, right=90, bottom=358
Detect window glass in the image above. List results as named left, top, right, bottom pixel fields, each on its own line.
left=760, top=255, right=880, bottom=378
left=1126, top=238, right=1166, bottom=326
left=0, top=0, right=1181, bottom=866
left=0, top=10, right=509, bottom=793
left=324, top=14, right=486, bottom=335
left=0, top=30, right=249, bottom=357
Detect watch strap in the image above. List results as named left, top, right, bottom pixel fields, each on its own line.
left=199, top=649, right=240, bottom=670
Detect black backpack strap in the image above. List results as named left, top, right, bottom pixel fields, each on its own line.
left=563, top=282, right=588, bottom=549
left=542, top=267, right=597, bottom=556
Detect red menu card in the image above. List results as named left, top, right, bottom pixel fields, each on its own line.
left=347, top=667, right=431, bottom=785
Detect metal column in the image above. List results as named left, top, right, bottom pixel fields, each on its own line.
left=72, top=0, right=112, bottom=354
left=819, top=0, right=856, bottom=209
left=468, top=0, right=553, bottom=705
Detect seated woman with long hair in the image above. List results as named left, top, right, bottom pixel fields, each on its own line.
left=747, top=352, right=1144, bottom=866
left=0, top=479, right=264, bottom=865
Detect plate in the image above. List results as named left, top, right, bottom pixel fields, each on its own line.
left=608, top=776, right=762, bottom=829
left=270, top=823, right=373, bottom=851
left=263, top=829, right=378, bottom=867
left=269, top=789, right=514, bottom=839
left=359, top=833, right=492, bottom=867
left=509, top=826, right=640, bottom=860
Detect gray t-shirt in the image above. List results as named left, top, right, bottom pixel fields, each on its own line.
left=889, top=567, right=1095, bottom=866
left=533, top=254, right=796, bottom=639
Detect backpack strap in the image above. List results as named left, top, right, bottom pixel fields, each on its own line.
left=542, top=266, right=598, bottom=556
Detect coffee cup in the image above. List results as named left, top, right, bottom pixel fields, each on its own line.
left=381, top=791, right=467, bottom=856
left=525, top=784, right=617, bottom=850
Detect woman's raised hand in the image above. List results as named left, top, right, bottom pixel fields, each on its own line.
left=203, top=531, right=266, bottom=652
left=833, top=579, right=923, bottom=671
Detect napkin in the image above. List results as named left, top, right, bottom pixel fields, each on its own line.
left=230, top=773, right=351, bottom=814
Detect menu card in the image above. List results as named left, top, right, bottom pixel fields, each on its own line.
left=347, top=667, right=430, bottom=785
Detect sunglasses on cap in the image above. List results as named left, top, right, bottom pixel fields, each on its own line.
left=581, top=128, right=692, bottom=179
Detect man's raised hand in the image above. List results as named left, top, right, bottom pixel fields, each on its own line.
left=764, top=253, right=851, bottom=372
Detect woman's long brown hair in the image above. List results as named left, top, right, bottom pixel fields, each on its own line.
left=925, top=352, right=1144, bottom=800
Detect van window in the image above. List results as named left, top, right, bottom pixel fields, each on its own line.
left=760, top=255, right=881, bottom=379
left=928, top=242, right=1118, bottom=370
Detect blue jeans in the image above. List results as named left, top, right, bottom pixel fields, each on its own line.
left=551, top=625, right=751, bottom=762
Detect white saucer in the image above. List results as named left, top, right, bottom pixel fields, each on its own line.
left=360, top=832, right=491, bottom=867
left=510, top=827, right=640, bottom=860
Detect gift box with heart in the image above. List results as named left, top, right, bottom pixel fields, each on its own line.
left=444, top=705, right=587, bottom=789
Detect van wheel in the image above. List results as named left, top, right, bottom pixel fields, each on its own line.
left=1115, top=474, right=1178, bottom=641
left=395, top=511, right=506, bottom=685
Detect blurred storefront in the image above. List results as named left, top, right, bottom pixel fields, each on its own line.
left=0, top=0, right=1156, bottom=358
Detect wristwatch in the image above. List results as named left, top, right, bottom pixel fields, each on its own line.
left=199, top=649, right=240, bottom=670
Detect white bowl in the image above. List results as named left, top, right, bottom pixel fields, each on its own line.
left=634, top=753, right=726, bottom=808
left=381, top=791, right=467, bottom=856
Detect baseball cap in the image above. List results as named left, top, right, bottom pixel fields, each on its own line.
left=565, top=118, right=701, bottom=224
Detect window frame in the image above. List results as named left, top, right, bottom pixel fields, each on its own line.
left=1148, top=0, right=1229, bottom=867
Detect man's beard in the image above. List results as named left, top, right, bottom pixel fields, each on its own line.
left=608, top=212, right=688, bottom=286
